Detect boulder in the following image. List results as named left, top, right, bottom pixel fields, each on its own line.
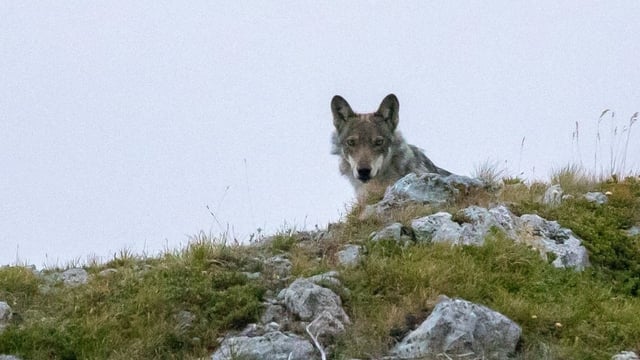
left=584, top=192, right=608, bottom=204
left=336, top=245, right=362, bottom=267
left=211, top=330, right=317, bottom=360
left=391, top=296, right=521, bottom=359
left=278, top=277, right=349, bottom=325
left=61, top=268, right=89, bottom=287
left=370, top=222, right=413, bottom=244
left=543, top=184, right=564, bottom=206
left=519, top=214, right=590, bottom=270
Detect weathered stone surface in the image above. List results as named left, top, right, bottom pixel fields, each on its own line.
left=627, top=226, right=640, bottom=237
left=278, top=277, right=349, bottom=324
left=365, top=173, right=484, bottom=215
left=391, top=296, right=521, bottom=359
left=211, top=330, right=317, bottom=360
left=612, top=351, right=640, bottom=360
left=336, top=245, right=362, bottom=267
left=61, top=268, right=89, bottom=287
left=411, top=212, right=466, bottom=244
left=370, top=222, right=403, bottom=242
left=307, top=310, right=347, bottom=344
left=0, top=355, right=22, bottom=360
left=543, top=184, right=564, bottom=206
left=520, top=214, right=590, bottom=270
left=263, top=255, right=292, bottom=280
left=0, top=301, right=12, bottom=332
left=584, top=191, right=608, bottom=204
left=404, top=205, right=590, bottom=271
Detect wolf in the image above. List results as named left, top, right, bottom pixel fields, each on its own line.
left=331, top=93, right=450, bottom=202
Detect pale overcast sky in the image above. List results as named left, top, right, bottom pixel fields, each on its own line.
left=2, top=2, right=639, bottom=266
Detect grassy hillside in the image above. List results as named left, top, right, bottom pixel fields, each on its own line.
left=1, top=169, right=640, bottom=359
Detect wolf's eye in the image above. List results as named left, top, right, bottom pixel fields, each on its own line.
left=374, top=138, right=384, bottom=146
left=346, top=139, right=356, bottom=146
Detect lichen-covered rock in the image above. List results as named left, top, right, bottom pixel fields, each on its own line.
left=263, top=255, right=292, bottom=280
left=211, top=330, right=317, bottom=360
left=277, top=277, right=349, bottom=325
left=61, top=268, right=89, bottom=287
left=520, top=214, right=590, bottom=270
left=0, top=355, right=22, bottom=360
left=584, top=191, right=608, bottom=204
left=411, top=212, right=467, bottom=244
left=391, top=296, right=521, bottom=359
left=336, top=245, right=362, bottom=267
left=369, top=222, right=415, bottom=246
left=0, top=301, right=12, bottom=332
left=543, top=184, right=564, bottom=206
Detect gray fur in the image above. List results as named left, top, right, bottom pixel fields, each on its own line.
left=331, top=94, right=450, bottom=200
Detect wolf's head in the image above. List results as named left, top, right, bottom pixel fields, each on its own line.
left=331, top=94, right=399, bottom=183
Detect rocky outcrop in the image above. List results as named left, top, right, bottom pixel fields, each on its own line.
left=364, top=173, right=485, bottom=216
left=213, top=272, right=350, bottom=359
left=391, top=296, right=521, bottom=359
left=406, top=205, right=589, bottom=270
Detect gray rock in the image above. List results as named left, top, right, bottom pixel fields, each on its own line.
left=411, top=212, right=466, bottom=244
left=307, top=310, right=347, bottom=344
left=0, top=356, right=22, bottom=360
left=370, top=222, right=403, bottom=241
left=584, top=192, right=608, bottom=204
left=0, top=301, right=12, bottom=331
left=263, top=255, right=292, bottom=280
left=612, top=351, right=640, bottom=360
left=543, top=184, right=564, bottom=205
left=365, top=173, right=484, bottom=215
left=260, top=301, right=288, bottom=325
left=97, top=268, right=118, bottom=277
left=520, top=214, right=590, bottom=270
left=211, top=330, right=318, bottom=360
left=61, top=268, right=89, bottom=287
left=407, top=205, right=589, bottom=271
left=278, top=278, right=349, bottom=325
left=337, top=245, right=362, bottom=267
left=391, top=296, right=521, bottom=359
left=627, top=226, right=640, bottom=237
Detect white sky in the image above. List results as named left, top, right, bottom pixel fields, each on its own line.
left=2, top=2, right=639, bottom=267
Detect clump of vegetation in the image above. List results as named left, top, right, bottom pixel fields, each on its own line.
left=0, top=239, right=265, bottom=359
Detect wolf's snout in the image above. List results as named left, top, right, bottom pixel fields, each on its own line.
left=357, top=168, right=372, bottom=182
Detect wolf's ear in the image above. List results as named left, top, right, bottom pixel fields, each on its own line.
left=376, top=94, right=399, bottom=131
left=331, top=95, right=355, bottom=131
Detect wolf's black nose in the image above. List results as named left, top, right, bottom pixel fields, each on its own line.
left=357, top=168, right=371, bottom=182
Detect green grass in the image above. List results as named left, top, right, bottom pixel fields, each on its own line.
left=1, top=168, right=640, bottom=359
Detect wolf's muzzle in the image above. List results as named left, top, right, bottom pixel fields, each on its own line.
left=357, top=168, right=372, bottom=182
